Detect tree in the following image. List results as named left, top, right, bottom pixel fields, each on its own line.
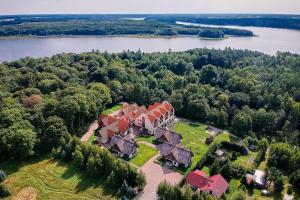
left=39, top=116, right=68, bottom=152
left=0, top=170, right=6, bottom=183
left=0, top=123, right=37, bottom=159
left=86, top=154, right=97, bottom=175
left=0, top=184, right=10, bottom=197
left=290, top=169, right=300, bottom=188
left=230, top=189, right=246, bottom=200
left=268, top=143, right=292, bottom=171
left=200, top=64, right=219, bottom=85
left=73, top=148, right=84, bottom=169
left=232, top=112, right=252, bottom=135
left=268, top=167, right=284, bottom=192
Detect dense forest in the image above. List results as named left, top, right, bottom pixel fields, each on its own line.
left=0, top=48, right=299, bottom=163
left=147, top=14, right=300, bottom=30
left=0, top=15, right=253, bottom=38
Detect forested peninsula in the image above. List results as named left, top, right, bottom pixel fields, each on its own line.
left=0, top=15, right=253, bottom=39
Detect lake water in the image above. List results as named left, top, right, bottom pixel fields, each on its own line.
left=0, top=23, right=300, bottom=62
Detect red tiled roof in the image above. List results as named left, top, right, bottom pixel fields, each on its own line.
left=107, top=115, right=117, bottom=125
left=107, top=129, right=115, bottom=138
left=99, top=113, right=107, bottom=120
left=186, top=170, right=228, bottom=199
left=148, top=114, right=156, bottom=122
left=186, top=170, right=210, bottom=189
left=164, top=102, right=172, bottom=111
left=118, top=116, right=129, bottom=133
left=148, top=102, right=161, bottom=111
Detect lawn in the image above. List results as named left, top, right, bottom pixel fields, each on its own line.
left=233, top=151, right=257, bottom=169
left=173, top=121, right=210, bottom=173
left=1, top=156, right=118, bottom=200
left=130, top=144, right=158, bottom=167
left=173, top=121, right=245, bottom=174
left=87, top=132, right=96, bottom=144
left=102, top=104, right=122, bottom=115
left=136, top=135, right=155, bottom=144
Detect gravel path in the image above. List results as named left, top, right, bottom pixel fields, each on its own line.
left=80, top=121, right=98, bottom=142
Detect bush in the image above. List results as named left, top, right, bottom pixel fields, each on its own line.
left=0, top=184, right=10, bottom=197
left=253, top=149, right=265, bottom=167
left=0, top=170, right=6, bottom=183
left=220, top=141, right=248, bottom=155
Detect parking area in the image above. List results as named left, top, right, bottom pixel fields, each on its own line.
left=136, top=154, right=183, bottom=200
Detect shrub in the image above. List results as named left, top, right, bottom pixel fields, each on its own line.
left=0, top=170, right=6, bottom=183
left=0, top=184, right=10, bottom=197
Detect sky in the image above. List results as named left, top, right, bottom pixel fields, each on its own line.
left=0, top=0, right=300, bottom=15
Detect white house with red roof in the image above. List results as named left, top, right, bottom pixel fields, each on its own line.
left=186, top=170, right=229, bottom=199
left=137, top=101, right=175, bottom=134
left=98, top=101, right=175, bottom=143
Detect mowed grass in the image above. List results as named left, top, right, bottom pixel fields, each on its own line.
left=136, top=135, right=155, bottom=144
left=233, top=151, right=258, bottom=169
left=87, top=132, right=96, bottom=144
left=173, top=122, right=210, bottom=173
left=1, top=156, right=118, bottom=200
left=130, top=144, right=158, bottom=167
left=102, top=104, right=122, bottom=115
left=173, top=121, right=245, bottom=173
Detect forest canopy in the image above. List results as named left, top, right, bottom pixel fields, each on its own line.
left=0, top=15, right=253, bottom=38
left=0, top=48, right=299, bottom=163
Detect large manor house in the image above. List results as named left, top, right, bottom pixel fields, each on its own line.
left=98, top=101, right=176, bottom=144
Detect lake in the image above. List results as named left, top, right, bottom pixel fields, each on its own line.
left=0, top=24, right=300, bottom=62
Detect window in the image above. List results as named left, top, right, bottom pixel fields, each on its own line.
left=154, top=119, right=158, bottom=127
left=160, top=115, right=163, bottom=123
left=142, top=117, right=145, bottom=127
left=165, top=112, right=169, bottom=120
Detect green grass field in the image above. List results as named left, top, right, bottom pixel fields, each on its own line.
left=173, top=121, right=210, bottom=173
left=233, top=151, right=258, bottom=169
left=173, top=121, right=249, bottom=173
left=1, top=156, right=118, bottom=200
left=102, top=104, right=122, bottom=115
left=136, top=135, right=155, bottom=144
left=129, top=144, right=158, bottom=167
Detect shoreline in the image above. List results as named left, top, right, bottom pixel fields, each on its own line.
left=0, top=33, right=254, bottom=40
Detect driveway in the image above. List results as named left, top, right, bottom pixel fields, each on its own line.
left=136, top=154, right=183, bottom=200
left=80, top=121, right=98, bottom=142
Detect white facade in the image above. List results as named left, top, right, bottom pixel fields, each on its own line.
left=136, top=107, right=175, bottom=134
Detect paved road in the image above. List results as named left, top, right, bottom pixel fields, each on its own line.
left=136, top=154, right=183, bottom=200
left=80, top=121, right=98, bottom=142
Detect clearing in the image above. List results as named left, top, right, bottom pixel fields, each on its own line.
left=173, top=121, right=210, bottom=173
left=130, top=143, right=158, bottom=167
left=173, top=120, right=248, bottom=173
left=1, top=156, right=118, bottom=200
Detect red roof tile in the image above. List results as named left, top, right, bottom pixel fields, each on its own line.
left=186, top=170, right=228, bottom=199
left=148, top=114, right=156, bottom=122
left=107, top=129, right=115, bottom=138
left=118, top=116, right=129, bottom=133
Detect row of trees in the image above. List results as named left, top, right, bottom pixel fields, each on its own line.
left=53, top=134, right=146, bottom=191
left=157, top=181, right=216, bottom=200
left=0, top=17, right=253, bottom=38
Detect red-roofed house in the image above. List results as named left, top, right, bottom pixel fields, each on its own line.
left=137, top=101, right=175, bottom=134
left=186, top=170, right=228, bottom=199
left=98, top=101, right=176, bottom=143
